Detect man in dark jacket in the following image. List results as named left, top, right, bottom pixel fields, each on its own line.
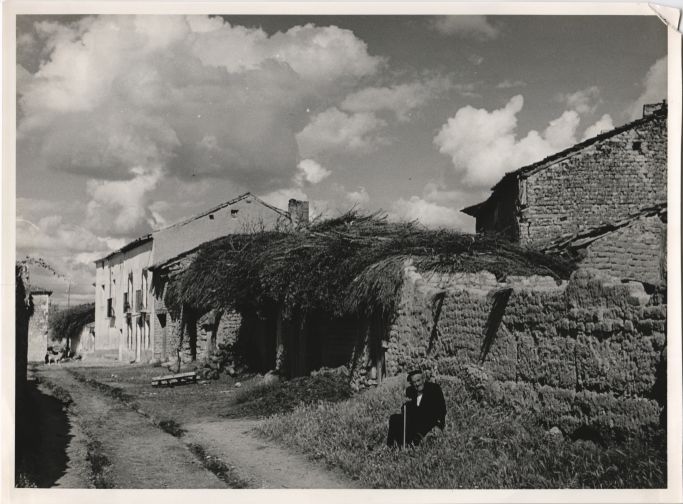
left=387, top=370, right=447, bottom=447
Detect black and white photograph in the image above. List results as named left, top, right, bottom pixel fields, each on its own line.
left=4, top=1, right=682, bottom=501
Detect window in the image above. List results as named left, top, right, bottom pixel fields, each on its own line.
left=107, top=298, right=114, bottom=317
left=209, top=214, right=215, bottom=220
left=231, top=209, right=239, bottom=218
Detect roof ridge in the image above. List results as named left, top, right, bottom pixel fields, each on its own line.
left=462, top=107, right=666, bottom=216
left=491, top=107, right=666, bottom=191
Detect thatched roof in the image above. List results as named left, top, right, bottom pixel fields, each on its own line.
left=164, top=212, right=576, bottom=318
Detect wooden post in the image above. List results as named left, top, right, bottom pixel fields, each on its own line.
left=175, top=304, right=186, bottom=373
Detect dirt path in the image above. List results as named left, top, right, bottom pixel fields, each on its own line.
left=183, top=419, right=357, bottom=488
left=37, top=367, right=227, bottom=489
left=17, top=372, right=91, bottom=487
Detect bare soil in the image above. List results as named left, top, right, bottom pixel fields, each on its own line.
left=36, top=365, right=226, bottom=488
left=32, top=360, right=357, bottom=488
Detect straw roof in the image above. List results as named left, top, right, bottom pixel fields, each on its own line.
left=164, top=212, right=576, bottom=318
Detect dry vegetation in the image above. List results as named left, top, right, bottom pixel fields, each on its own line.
left=164, top=211, right=576, bottom=319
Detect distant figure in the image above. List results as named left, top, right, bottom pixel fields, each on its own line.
left=387, top=370, right=447, bottom=448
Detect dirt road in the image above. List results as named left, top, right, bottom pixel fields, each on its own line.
left=36, top=366, right=226, bottom=488
left=33, top=363, right=356, bottom=489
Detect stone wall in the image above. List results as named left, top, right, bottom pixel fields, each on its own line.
left=27, top=293, right=51, bottom=362
left=577, top=215, right=665, bottom=286
left=386, top=266, right=665, bottom=437
left=520, top=114, right=666, bottom=244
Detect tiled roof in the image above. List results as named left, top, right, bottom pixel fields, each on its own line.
left=461, top=105, right=666, bottom=218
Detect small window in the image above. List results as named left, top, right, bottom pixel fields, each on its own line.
left=209, top=214, right=215, bottom=220
left=632, top=141, right=642, bottom=151
left=231, top=209, right=239, bottom=218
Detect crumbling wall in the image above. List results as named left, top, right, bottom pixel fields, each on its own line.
left=386, top=267, right=666, bottom=436
left=521, top=114, right=666, bottom=244
left=578, top=215, right=665, bottom=285
left=27, top=293, right=50, bottom=362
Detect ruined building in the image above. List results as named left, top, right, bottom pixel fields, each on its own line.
left=26, top=289, right=51, bottom=362
left=93, top=193, right=308, bottom=363
left=462, top=102, right=666, bottom=284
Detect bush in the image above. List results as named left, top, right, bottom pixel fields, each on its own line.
left=256, top=378, right=666, bottom=488
left=226, top=370, right=352, bottom=418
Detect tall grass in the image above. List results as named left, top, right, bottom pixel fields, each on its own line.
left=226, top=371, right=352, bottom=418
left=256, top=377, right=666, bottom=488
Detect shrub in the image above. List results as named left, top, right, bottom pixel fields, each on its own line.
left=256, top=378, right=666, bottom=488
left=226, top=370, right=352, bottom=418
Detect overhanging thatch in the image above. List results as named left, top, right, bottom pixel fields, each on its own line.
left=164, top=212, right=576, bottom=319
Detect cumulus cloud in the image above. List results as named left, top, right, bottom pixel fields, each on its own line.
left=16, top=206, right=114, bottom=305
left=294, top=159, right=331, bottom=186
left=296, top=107, right=387, bottom=157
left=557, top=86, right=601, bottom=114
left=346, top=186, right=370, bottom=206
left=260, top=187, right=308, bottom=210
left=340, top=77, right=452, bottom=121
left=434, top=95, right=581, bottom=188
left=582, top=113, right=614, bottom=140
left=389, top=196, right=468, bottom=229
left=85, top=166, right=164, bottom=237
left=432, top=16, right=500, bottom=40
left=17, top=15, right=382, bottom=189
left=628, top=57, right=667, bottom=120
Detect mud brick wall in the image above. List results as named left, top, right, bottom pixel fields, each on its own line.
left=579, top=215, right=665, bottom=285
left=27, top=293, right=51, bottom=362
left=216, top=309, right=242, bottom=347
left=520, top=114, right=666, bottom=244
left=386, top=267, right=666, bottom=436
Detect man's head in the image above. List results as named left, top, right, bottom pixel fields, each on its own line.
left=407, top=370, right=425, bottom=393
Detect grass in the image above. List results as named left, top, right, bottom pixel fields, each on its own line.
left=187, top=443, right=250, bottom=488
left=86, top=439, right=113, bottom=489
left=225, top=370, right=352, bottom=418
left=255, top=377, right=666, bottom=489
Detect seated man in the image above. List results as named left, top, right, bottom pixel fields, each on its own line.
left=387, top=370, right=447, bottom=447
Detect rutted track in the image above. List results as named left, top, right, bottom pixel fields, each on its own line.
left=37, top=367, right=228, bottom=488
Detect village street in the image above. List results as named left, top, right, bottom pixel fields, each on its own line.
left=30, top=361, right=356, bottom=489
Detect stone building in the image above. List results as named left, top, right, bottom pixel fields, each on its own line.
left=94, top=192, right=308, bottom=363
left=26, top=289, right=51, bottom=362
left=461, top=103, right=666, bottom=248
left=95, top=235, right=154, bottom=362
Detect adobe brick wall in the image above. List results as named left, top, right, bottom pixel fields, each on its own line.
left=520, top=114, right=666, bottom=244
left=27, top=293, right=50, bottom=362
left=385, top=266, right=665, bottom=436
left=578, top=215, right=665, bottom=285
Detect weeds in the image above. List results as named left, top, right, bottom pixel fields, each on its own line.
left=256, top=378, right=666, bottom=489
left=159, top=419, right=185, bottom=437
left=86, top=439, right=113, bottom=488
left=187, top=443, right=250, bottom=488
left=225, top=371, right=352, bottom=418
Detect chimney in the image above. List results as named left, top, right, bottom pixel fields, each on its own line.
left=643, top=100, right=666, bottom=117
left=288, top=199, right=309, bottom=227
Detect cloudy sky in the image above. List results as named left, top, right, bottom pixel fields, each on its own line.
left=15, top=14, right=667, bottom=304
